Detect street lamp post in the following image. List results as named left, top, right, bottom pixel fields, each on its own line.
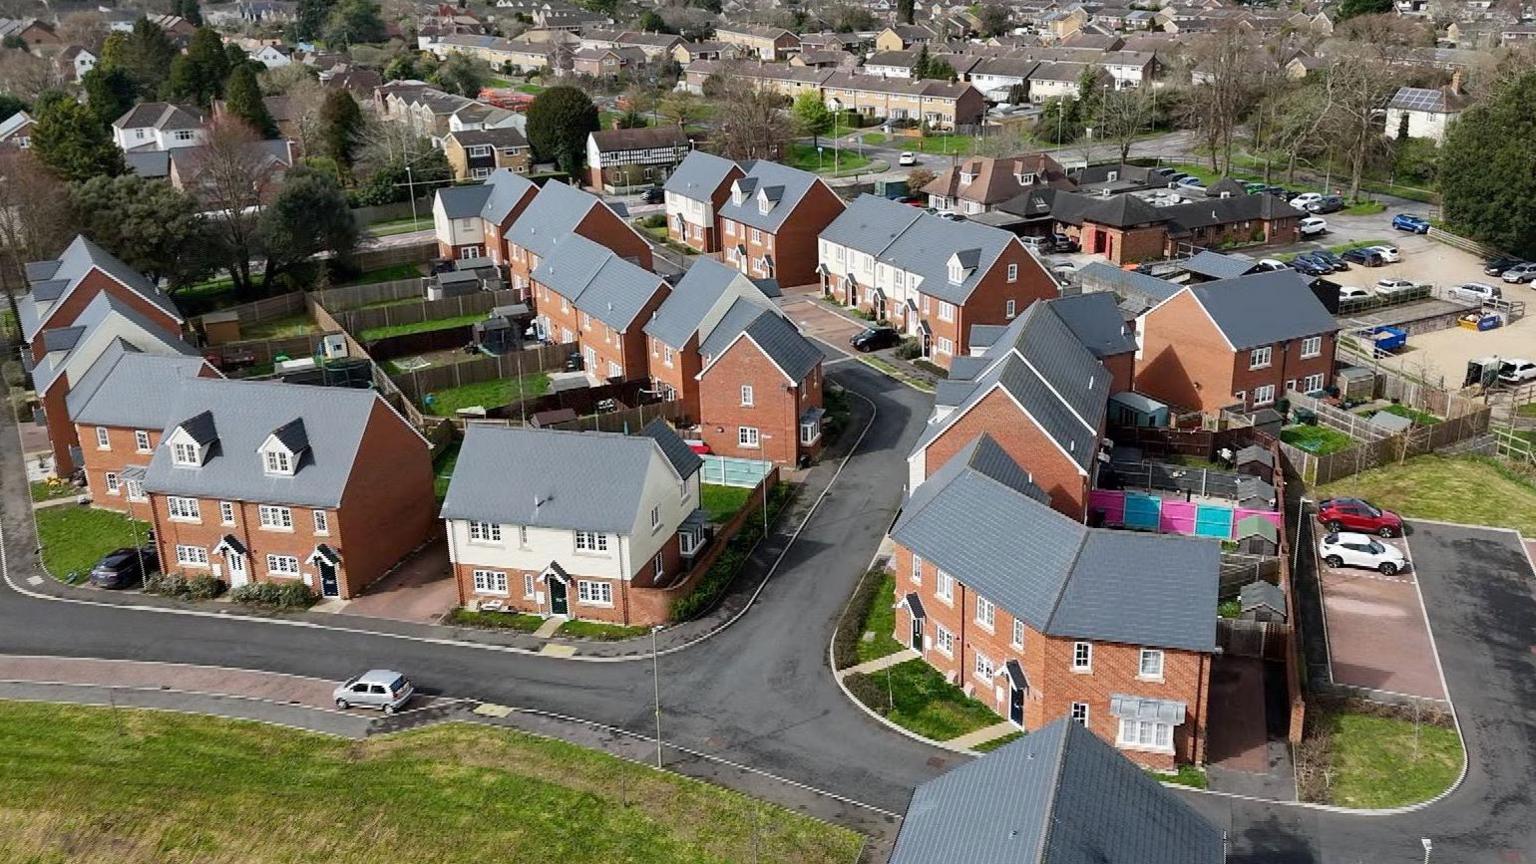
left=652, top=625, right=663, bottom=768
left=405, top=165, right=418, bottom=230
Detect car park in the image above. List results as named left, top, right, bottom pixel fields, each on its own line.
left=1319, top=532, right=1410, bottom=576
left=1290, top=257, right=1331, bottom=277
left=1337, top=285, right=1372, bottom=302
left=1289, top=192, right=1323, bottom=209
left=88, top=546, right=159, bottom=589
left=1447, top=282, right=1503, bottom=304
left=1310, top=249, right=1349, bottom=271
left=898, top=151, right=917, bottom=166
left=1391, top=213, right=1431, bottom=233
left=1150, top=167, right=1176, bottom=178
left=1374, top=277, right=1425, bottom=299
left=1498, top=358, right=1536, bottom=384
left=1298, top=216, right=1328, bottom=236
left=1367, top=244, right=1400, bottom=263
left=333, top=670, right=416, bottom=713
left=1318, top=497, right=1404, bottom=536
left=1166, top=172, right=1190, bottom=184
left=850, top=326, right=901, bottom=352
left=1484, top=255, right=1526, bottom=276
left=1176, top=176, right=1206, bottom=190
left=1292, top=251, right=1335, bottom=272
left=1342, top=247, right=1386, bottom=267
left=1306, top=195, right=1345, bottom=214
left=1500, top=262, right=1536, bottom=283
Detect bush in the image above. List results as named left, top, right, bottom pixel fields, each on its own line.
left=894, top=337, right=922, bottom=360
left=231, top=580, right=316, bottom=609
left=833, top=568, right=894, bottom=669
left=142, top=573, right=226, bottom=600
left=912, top=359, right=948, bottom=378
left=843, top=671, right=893, bottom=714
left=822, top=386, right=851, bottom=445
left=641, top=213, right=667, bottom=228
left=669, top=484, right=794, bottom=622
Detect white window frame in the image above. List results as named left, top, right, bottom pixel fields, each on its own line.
left=104, top=472, right=120, bottom=495
left=653, top=550, right=664, bottom=579
left=1303, top=372, right=1325, bottom=392
left=934, top=623, right=954, bottom=657
left=468, top=521, right=502, bottom=543
left=738, top=426, right=760, bottom=449
left=1117, top=718, right=1174, bottom=753
left=740, top=384, right=754, bottom=407
left=266, top=554, right=300, bottom=577
left=166, top=496, right=200, bottom=522
left=220, top=501, right=235, bottom=525
left=264, top=449, right=292, bottom=475
left=574, top=531, right=609, bottom=553
left=172, top=441, right=199, bottom=466
left=175, top=544, right=209, bottom=567
left=1006, top=299, right=1017, bottom=319
left=96, top=426, right=110, bottom=449
left=523, top=573, right=536, bottom=598
left=937, top=301, right=955, bottom=322
left=134, top=429, right=152, bottom=453
left=1007, top=263, right=1018, bottom=282
left=259, top=504, right=294, bottom=531
left=1012, top=618, right=1025, bottom=648
left=473, top=569, right=509, bottom=595
left=1249, top=346, right=1272, bottom=369
left=975, top=595, right=995, bottom=631
left=1138, top=647, right=1165, bottom=681
left=313, top=510, right=329, bottom=535
left=974, top=650, right=995, bottom=682
left=126, top=479, right=145, bottom=501
left=650, top=505, right=660, bottom=530
left=1300, top=335, right=1322, bottom=358
left=910, top=554, right=922, bottom=584
left=1071, top=701, right=1089, bottom=724
left=577, top=580, right=613, bottom=606
left=1253, top=384, right=1276, bottom=406
left=935, top=569, right=954, bottom=604
left=1072, top=641, right=1092, bottom=672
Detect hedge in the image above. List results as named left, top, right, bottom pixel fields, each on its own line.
left=669, top=484, right=794, bottom=622
left=833, top=568, right=893, bottom=670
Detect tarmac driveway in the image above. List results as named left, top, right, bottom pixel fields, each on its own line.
left=336, top=538, right=457, bottom=625
left=1315, top=533, right=1445, bottom=700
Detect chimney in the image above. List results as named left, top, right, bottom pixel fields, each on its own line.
left=1449, top=69, right=1462, bottom=95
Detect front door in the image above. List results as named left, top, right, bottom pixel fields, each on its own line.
left=1009, top=684, right=1024, bottom=725
left=319, top=561, right=339, bottom=598
left=911, top=616, right=923, bottom=652
left=549, top=578, right=568, bottom=616
left=227, top=552, right=248, bottom=588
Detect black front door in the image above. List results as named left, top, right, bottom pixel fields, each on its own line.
left=1009, top=684, right=1024, bottom=725
left=319, top=562, right=338, bottom=598
left=911, top=616, right=923, bottom=652
left=549, top=578, right=568, bottom=616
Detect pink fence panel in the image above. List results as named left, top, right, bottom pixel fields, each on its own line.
left=1089, top=490, right=1126, bottom=525
left=1159, top=500, right=1200, bottom=535
left=1234, top=508, right=1285, bottom=532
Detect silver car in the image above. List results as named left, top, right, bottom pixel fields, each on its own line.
left=333, top=669, right=415, bottom=713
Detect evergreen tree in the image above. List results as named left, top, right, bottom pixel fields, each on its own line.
left=114, top=18, right=178, bottom=97
left=168, top=27, right=230, bottom=106
left=897, top=0, right=914, bottom=24
left=29, top=94, right=126, bottom=181
left=69, top=174, right=212, bottom=288
left=81, top=66, right=137, bottom=126
left=260, top=166, right=360, bottom=275
left=175, top=0, right=204, bottom=26
left=323, top=0, right=387, bottom=47
left=525, top=85, right=600, bottom=175
left=0, top=93, right=25, bottom=123
left=291, top=0, right=328, bottom=41
left=223, top=65, right=278, bottom=138
left=318, top=89, right=364, bottom=169
left=1440, top=70, right=1536, bottom=258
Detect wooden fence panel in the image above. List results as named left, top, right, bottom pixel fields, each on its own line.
left=390, top=343, right=576, bottom=403
left=336, top=289, right=522, bottom=335
left=193, top=292, right=306, bottom=327
left=311, top=278, right=429, bottom=312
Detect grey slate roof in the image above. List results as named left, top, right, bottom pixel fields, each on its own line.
left=1187, top=270, right=1339, bottom=349
left=890, top=717, right=1226, bottom=864
left=893, top=437, right=1218, bottom=652
left=1046, top=292, right=1136, bottom=358
left=505, top=179, right=615, bottom=259
left=966, top=324, right=1008, bottom=351
left=439, top=423, right=698, bottom=533
left=32, top=290, right=197, bottom=393
left=644, top=256, right=772, bottom=349
left=531, top=234, right=665, bottom=332
left=1182, top=249, right=1260, bottom=280
left=699, top=298, right=822, bottom=384
left=716, top=160, right=828, bottom=234
left=1075, top=261, right=1181, bottom=305
left=480, top=169, right=538, bottom=224
left=437, top=183, right=494, bottom=219
left=22, top=235, right=183, bottom=342
left=67, top=347, right=213, bottom=428
left=1240, top=579, right=1285, bottom=612
left=663, top=150, right=742, bottom=200
left=143, top=379, right=392, bottom=509
left=125, top=150, right=171, bottom=179
left=639, top=418, right=703, bottom=479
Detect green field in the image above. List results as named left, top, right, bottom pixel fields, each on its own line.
left=359, top=313, right=489, bottom=342
left=783, top=143, right=872, bottom=174
left=367, top=217, right=432, bottom=237
left=0, top=701, right=863, bottom=864
left=422, top=374, right=551, bottom=416
left=1317, top=455, right=1536, bottom=535
left=556, top=619, right=652, bottom=640
left=35, top=506, right=150, bottom=583
left=1281, top=424, right=1355, bottom=455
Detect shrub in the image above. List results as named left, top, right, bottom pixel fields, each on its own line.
left=189, top=574, right=227, bottom=599
left=231, top=581, right=315, bottom=609
left=843, top=671, right=893, bottom=715
left=641, top=213, right=667, bottom=228
left=912, top=359, right=948, bottom=378
left=669, top=484, right=794, bottom=622
left=143, top=573, right=190, bottom=598
left=894, top=337, right=922, bottom=360
left=277, top=581, right=316, bottom=608
left=833, top=568, right=894, bottom=669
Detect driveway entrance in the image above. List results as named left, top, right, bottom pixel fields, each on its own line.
left=336, top=539, right=457, bottom=625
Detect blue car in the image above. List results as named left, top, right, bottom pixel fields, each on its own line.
left=1392, top=213, right=1431, bottom=233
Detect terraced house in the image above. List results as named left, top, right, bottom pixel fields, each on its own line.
left=716, top=161, right=846, bottom=289
left=531, top=234, right=670, bottom=383
left=146, top=380, right=436, bottom=600
left=441, top=421, right=707, bottom=626
left=819, top=73, right=986, bottom=130
left=662, top=150, right=745, bottom=254
left=431, top=169, right=540, bottom=265
left=504, top=179, right=653, bottom=301
left=890, top=434, right=1219, bottom=768
left=818, top=195, right=1056, bottom=367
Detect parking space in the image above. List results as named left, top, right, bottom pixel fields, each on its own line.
left=777, top=294, right=863, bottom=358
left=334, top=538, right=457, bottom=625
left=1317, top=531, right=1446, bottom=700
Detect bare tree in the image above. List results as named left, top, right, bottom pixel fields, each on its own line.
left=0, top=153, right=71, bottom=301
left=1098, top=86, right=1155, bottom=164
left=1180, top=23, right=1259, bottom=174
left=706, top=68, right=791, bottom=161
left=1332, top=14, right=1434, bottom=67
left=182, top=117, right=282, bottom=296
left=0, top=51, right=64, bottom=102
left=281, top=74, right=330, bottom=158
left=56, top=10, right=108, bottom=51
left=1320, top=54, right=1396, bottom=201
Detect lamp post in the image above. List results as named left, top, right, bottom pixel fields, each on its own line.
left=405, top=165, right=418, bottom=230
left=652, top=625, right=663, bottom=768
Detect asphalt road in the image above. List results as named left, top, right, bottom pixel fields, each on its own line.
left=2, top=356, right=1534, bottom=860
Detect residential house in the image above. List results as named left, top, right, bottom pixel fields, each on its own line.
left=423, top=33, right=555, bottom=71
left=965, top=57, right=1042, bottom=101
left=662, top=150, right=745, bottom=253
left=714, top=24, right=800, bottom=60
left=1026, top=62, right=1091, bottom=102
left=164, top=139, right=294, bottom=203
left=671, top=40, right=734, bottom=63
left=585, top=125, right=692, bottom=193
left=680, top=60, right=829, bottom=99
left=431, top=168, right=541, bottom=265
left=891, top=434, right=1219, bottom=766
left=888, top=717, right=1227, bottom=863
left=715, top=161, right=846, bottom=289
left=0, top=110, right=33, bottom=150
left=923, top=153, right=1071, bottom=215
left=696, top=299, right=826, bottom=465
left=1384, top=80, right=1469, bottom=143
left=874, top=23, right=939, bottom=51
left=253, top=43, right=293, bottom=67
left=643, top=256, right=779, bottom=421
left=1134, top=270, right=1339, bottom=413
left=440, top=421, right=706, bottom=625
left=147, top=378, right=436, bottom=599
left=443, top=128, right=531, bottom=181
left=57, top=45, right=97, bottom=82
left=0, top=18, right=57, bottom=48
left=531, top=233, right=670, bottom=383
left=821, top=73, right=986, bottom=130
left=503, top=179, right=653, bottom=299
left=968, top=292, right=1137, bottom=394
left=908, top=301, right=1109, bottom=520
left=571, top=45, right=646, bottom=77
left=66, top=348, right=219, bottom=512
left=819, top=195, right=1056, bottom=367
left=112, top=103, right=206, bottom=152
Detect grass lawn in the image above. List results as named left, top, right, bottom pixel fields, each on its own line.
left=0, top=701, right=863, bottom=864
left=1148, top=765, right=1209, bottom=789
left=860, top=132, right=887, bottom=146
left=1377, top=403, right=1440, bottom=426
left=243, top=312, right=320, bottom=339
left=423, top=374, right=551, bottom=416
left=1317, top=455, right=1536, bottom=535
left=557, top=620, right=653, bottom=641
left=1515, top=402, right=1536, bottom=418
left=845, top=659, right=1001, bottom=741
left=35, top=506, right=150, bottom=583
left=433, top=440, right=461, bottom=500
left=446, top=607, right=546, bottom=631
left=1315, top=710, right=1461, bottom=808
left=1281, top=424, right=1355, bottom=455
left=486, top=76, right=513, bottom=88
left=1342, top=200, right=1387, bottom=216
left=783, top=142, right=871, bottom=174
left=517, top=83, right=544, bottom=94
left=360, top=313, right=488, bottom=342
left=855, top=571, right=904, bottom=665
left=971, top=731, right=1024, bottom=753
left=907, top=134, right=978, bottom=156
left=701, top=484, right=751, bottom=524
left=29, top=478, right=76, bottom=502
left=367, top=217, right=432, bottom=237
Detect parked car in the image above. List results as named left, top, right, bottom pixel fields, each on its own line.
left=1256, top=258, right=1289, bottom=271
left=1367, top=244, right=1401, bottom=263
left=88, top=545, right=159, bottom=589
left=1500, top=262, right=1536, bottom=284
left=1391, top=213, right=1431, bottom=233
left=1337, top=285, right=1372, bottom=302
left=1290, top=257, right=1331, bottom=277
left=1176, top=176, right=1206, bottom=189
left=1306, top=195, right=1345, bottom=214
left=1310, top=249, right=1350, bottom=271
left=1289, top=192, right=1323, bottom=208
left=1293, top=251, right=1336, bottom=273
left=898, top=151, right=917, bottom=166
left=1318, top=497, right=1404, bottom=537
left=333, top=670, right=416, bottom=713
left=1484, top=255, right=1526, bottom=276
left=1498, top=358, right=1536, bottom=385
left=1048, top=232, right=1079, bottom=252
left=1319, top=532, right=1409, bottom=576
left=1150, top=167, right=1177, bottom=178
left=1298, top=216, right=1328, bottom=236
left=850, top=326, right=901, bottom=352
left=1243, top=182, right=1269, bottom=194
left=1166, top=172, right=1191, bottom=184
left=641, top=186, right=664, bottom=204
left=1447, top=282, right=1503, bottom=304
left=937, top=212, right=965, bottom=222
left=1341, top=247, right=1386, bottom=267
left=1374, top=277, right=1424, bottom=299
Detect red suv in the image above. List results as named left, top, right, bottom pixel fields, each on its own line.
left=1317, top=497, right=1404, bottom=537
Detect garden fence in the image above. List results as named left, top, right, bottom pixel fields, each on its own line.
left=1278, top=408, right=1492, bottom=486
left=311, top=278, right=429, bottom=312
left=390, top=342, right=576, bottom=405
left=335, top=289, right=522, bottom=336
left=193, top=292, right=306, bottom=327
left=699, top=456, right=775, bottom=488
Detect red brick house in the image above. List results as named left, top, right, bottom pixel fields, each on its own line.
left=430, top=169, right=540, bottom=269
left=505, top=179, right=654, bottom=301
left=441, top=420, right=707, bottom=626
left=643, top=256, right=781, bottom=422
left=818, top=195, right=1058, bottom=368
left=20, top=235, right=185, bottom=366
left=715, top=161, right=846, bottom=290
left=891, top=433, right=1219, bottom=768
left=67, top=347, right=219, bottom=512
left=531, top=234, right=670, bottom=383
left=662, top=150, right=744, bottom=253
left=909, top=300, right=1109, bottom=521
left=967, top=292, right=1138, bottom=395
left=922, top=153, right=1073, bottom=215
left=145, top=379, right=436, bottom=600
left=1134, top=270, right=1339, bottom=414
left=696, top=300, right=826, bottom=466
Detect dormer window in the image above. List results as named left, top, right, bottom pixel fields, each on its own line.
left=948, top=261, right=964, bottom=283
left=173, top=442, right=200, bottom=466
left=259, top=419, right=307, bottom=477
left=758, top=195, right=771, bottom=214
left=264, top=450, right=292, bottom=474
left=167, top=414, right=215, bottom=468
left=959, top=171, right=975, bottom=185
left=1016, top=172, right=1037, bottom=185
left=731, top=183, right=745, bottom=205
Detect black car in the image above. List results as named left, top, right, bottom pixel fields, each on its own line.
left=641, top=186, right=664, bottom=204
left=850, top=326, right=901, bottom=352
left=1289, top=256, right=1331, bottom=277
left=1342, top=247, right=1386, bottom=267
left=1310, top=249, right=1349, bottom=271
left=89, top=545, right=159, bottom=589
left=1048, top=232, right=1080, bottom=253
left=1485, top=255, right=1527, bottom=276
left=1306, top=195, right=1345, bottom=214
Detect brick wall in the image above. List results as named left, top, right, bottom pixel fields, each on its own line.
left=28, top=270, right=183, bottom=364
left=74, top=424, right=160, bottom=512
left=648, top=333, right=703, bottom=422
left=1134, top=290, right=1237, bottom=413
left=454, top=531, right=685, bottom=625
left=334, top=399, right=438, bottom=594
left=153, top=494, right=343, bottom=594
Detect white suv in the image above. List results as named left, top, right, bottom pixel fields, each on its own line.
left=1447, top=282, right=1502, bottom=304
left=1298, top=216, right=1327, bottom=236
left=1319, top=532, right=1409, bottom=576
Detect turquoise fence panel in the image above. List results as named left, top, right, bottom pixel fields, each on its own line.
left=701, top=455, right=773, bottom=488
left=1195, top=504, right=1234, bottom=539
left=1123, top=492, right=1161, bottom=530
